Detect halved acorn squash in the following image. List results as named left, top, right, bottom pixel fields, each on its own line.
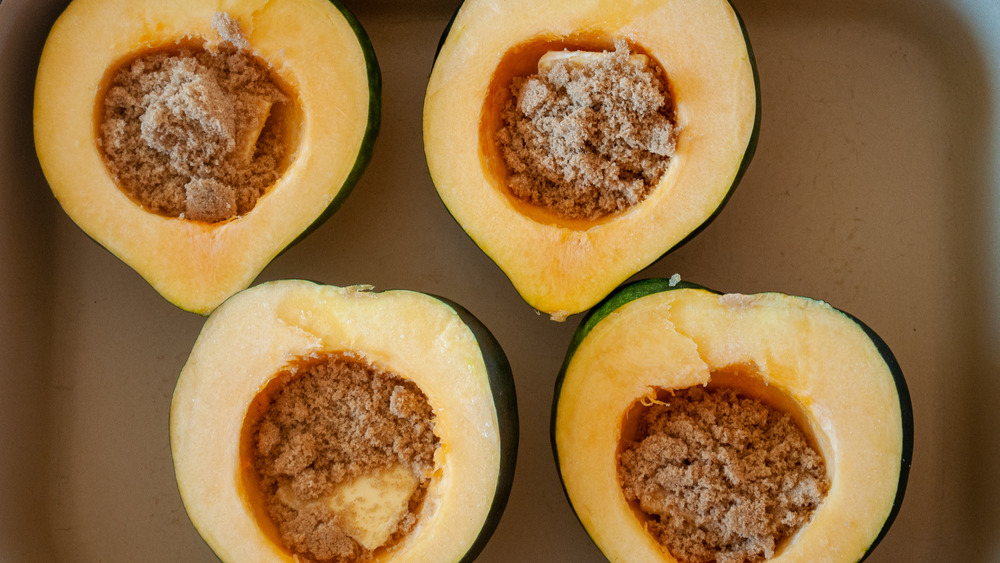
left=424, top=0, right=759, bottom=319
left=552, top=278, right=912, bottom=562
left=170, top=280, right=517, bottom=562
left=34, top=0, right=380, bottom=314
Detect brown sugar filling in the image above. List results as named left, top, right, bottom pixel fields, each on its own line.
left=247, top=353, right=439, bottom=562
left=496, top=40, right=678, bottom=221
left=97, top=12, right=291, bottom=223
left=617, top=386, right=830, bottom=563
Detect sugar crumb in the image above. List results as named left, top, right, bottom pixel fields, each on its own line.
left=618, top=386, right=829, bottom=563
left=251, top=354, right=439, bottom=562
left=212, top=11, right=250, bottom=51
left=498, top=40, right=678, bottom=220
left=98, top=13, right=288, bottom=222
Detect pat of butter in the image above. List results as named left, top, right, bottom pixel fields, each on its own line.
left=277, top=464, right=420, bottom=551
left=233, top=96, right=273, bottom=164
left=538, top=50, right=649, bottom=73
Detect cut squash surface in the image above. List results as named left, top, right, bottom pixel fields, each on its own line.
left=425, top=0, right=758, bottom=318
left=553, top=280, right=912, bottom=562
left=35, top=0, right=380, bottom=314
left=171, top=281, right=518, bottom=562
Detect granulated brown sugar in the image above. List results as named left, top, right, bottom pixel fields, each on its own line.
left=618, top=386, right=829, bottom=563
left=211, top=11, right=250, bottom=51
left=98, top=12, right=289, bottom=222
left=251, top=354, right=439, bottom=562
left=496, top=40, right=677, bottom=220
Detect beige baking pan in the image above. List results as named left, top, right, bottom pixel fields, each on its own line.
left=2, top=0, right=999, bottom=561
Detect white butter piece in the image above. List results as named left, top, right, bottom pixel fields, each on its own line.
left=537, top=50, right=649, bottom=73
left=233, top=96, right=273, bottom=164
left=277, top=464, right=420, bottom=551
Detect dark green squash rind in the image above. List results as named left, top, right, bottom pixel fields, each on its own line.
left=42, top=1, right=382, bottom=317
left=661, top=0, right=759, bottom=255
left=548, top=277, right=709, bottom=559
left=550, top=278, right=911, bottom=562
left=432, top=295, right=519, bottom=563
left=171, top=281, right=518, bottom=561
left=428, top=1, right=759, bottom=320
left=266, top=284, right=519, bottom=563
left=274, top=0, right=382, bottom=259
left=838, top=311, right=913, bottom=562
left=209, top=1, right=382, bottom=313
left=433, top=2, right=460, bottom=61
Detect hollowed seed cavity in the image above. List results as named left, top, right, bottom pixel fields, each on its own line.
left=241, top=353, right=440, bottom=563
left=96, top=12, right=300, bottom=223
left=486, top=38, right=679, bottom=223
left=617, top=375, right=830, bottom=563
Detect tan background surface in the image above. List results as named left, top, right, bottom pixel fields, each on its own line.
left=2, top=0, right=999, bottom=561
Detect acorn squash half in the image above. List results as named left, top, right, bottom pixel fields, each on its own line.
left=170, top=280, right=518, bottom=562
left=552, top=279, right=912, bottom=562
left=424, top=0, right=759, bottom=319
left=34, top=0, right=380, bottom=314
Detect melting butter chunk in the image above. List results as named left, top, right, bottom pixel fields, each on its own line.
left=233, top=96, right=273, bottom=164
left=537, top=50, right=649, bottom=73
left=325, top=465, right=421, bottom=550
left=277, top=464, right=420, bottom=551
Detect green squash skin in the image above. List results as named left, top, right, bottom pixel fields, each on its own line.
left=431, top=295, right=519, bottom=563
left=550, top=278, right=912, bottom=562
left=272, top=0, right=382, bottom=259
left=171, top=281, right=517, bottom=562
left=39, top=0, right=381, bottom=316
left=665, top=0, right=760, bottom=253
left=428, top=2, right=760, bottom=320
left=838, top=310, right=913, bottom=562
left=152, top=0, right=380, bottom=315
left=433, top=3, right=458, bottom=60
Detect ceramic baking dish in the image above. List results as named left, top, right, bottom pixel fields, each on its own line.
left=2, top=0, right=999, bottom=560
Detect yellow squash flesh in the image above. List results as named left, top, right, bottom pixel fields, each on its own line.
left=34, top=0, right=374, bottom=314
left=170, top=281, right=503, bottom=562
left=555, top=288, right=904, bottom=562
left=424, top=0, right=758, bottom=318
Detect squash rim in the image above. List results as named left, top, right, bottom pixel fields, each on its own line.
left=551, top=278, right=913, bottom=562
left=170, top=280, right=518, bottom=563
left=424, top=0, right=760, bottom=318
left=33, top=0, right=381, bottom=314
